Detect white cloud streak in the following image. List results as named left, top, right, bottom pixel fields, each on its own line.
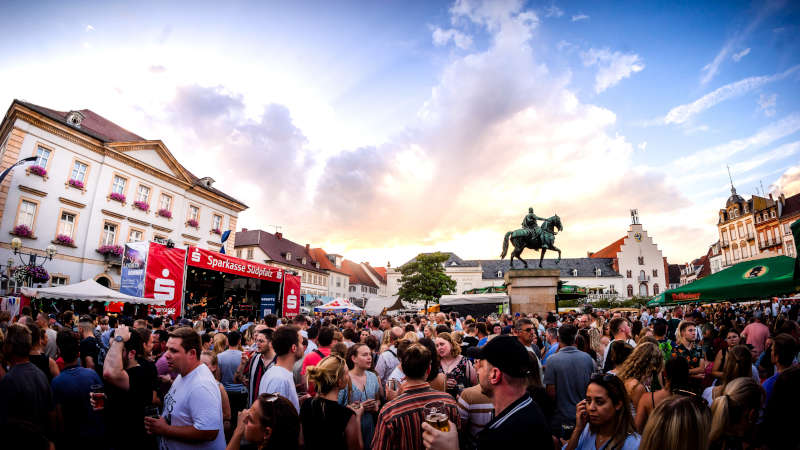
left=85, top=25, right=95, bottom=32
left=665, top=64, right=799, bottom=125
left=571, top=14, right=589, bottom=22
left=544, top=4, right=563, bottom=18
left=581, top=48, right=645, bottom=93
left=431, top=27, right=473, bottom=49
left=757, top=93, right=777, bottom=117
left=732, top=48, right=751, bottom=62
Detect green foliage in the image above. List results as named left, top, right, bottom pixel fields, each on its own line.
left=397, top=253, right=457, bottom=308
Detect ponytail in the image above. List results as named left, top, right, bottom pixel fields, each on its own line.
left=709, top=377, right=764, bottom=445
left=709, top=394, right=730, bottom=443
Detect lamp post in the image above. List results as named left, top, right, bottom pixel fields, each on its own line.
left=10, top=237, right=57, bottom=286
left=0, top=156, right=37, bottom=186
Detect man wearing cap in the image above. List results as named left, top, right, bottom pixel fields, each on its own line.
left=473, top=335, right=551, bottom=448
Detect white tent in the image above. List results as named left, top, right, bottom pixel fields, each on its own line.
left=439, top=293, right=509, bottom=306
left=314, top=298, right=363, bottom=312
left=22, top=279, right=165, bottom=305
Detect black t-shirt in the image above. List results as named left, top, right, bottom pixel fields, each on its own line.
left=477, top=394, right=551, bottom=449
left=300, top=397, right=354, bottom=450
left=462, top=335, right=479, bottom=349
left=667, top=318, right=681, bottom=341
left=106, top=364, right=157, bottom=449
left=0, top=362, right=54, bottom=434
left=80, top=336, right=100, bottom=368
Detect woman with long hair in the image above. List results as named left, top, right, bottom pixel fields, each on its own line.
left=615, top=342, right=663, bottom=418
left=302, top=355, right=363, bottom=450
left=418, top=337, right=447, bottom=392
left=606, top=341, right=634, bottom=375
left=671, top=320, right=708, bottom=387
left=709, top=377, right=764, bottom=450
left=702, top=345, right=752, bottom=406
left=435, top=332, right=476, bottom=398
left=201, top=351, right=233, bottom=437
left=227, top=393, right=300, bottom=450
left=26, top=322, right=59, bottom=381
left=565, top=374, right=639, bottom=450
left=338, top=343, right=381, bottom=446
left=635, top=357, right=692, bottom=432
left=710, top=329, right=741, bottom=380
left=639, top=395, right=711, bottom=450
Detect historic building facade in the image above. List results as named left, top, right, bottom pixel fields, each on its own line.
left=0, top=100, right=245, bottom=290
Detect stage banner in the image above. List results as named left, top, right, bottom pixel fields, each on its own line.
left=120, top=241, right=149, bottom=297
left=260, top=294, right=276, bottom=318
left=145, top=242, right=187, bottom=316
left=282, top=274, right=301, bottom=318
left=186, top=246, right=284, bottom=282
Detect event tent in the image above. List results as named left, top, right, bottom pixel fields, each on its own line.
left=648, top=255, right=798, bottom=307
left=438, top=293, right=509, bottom=316
left=314, top=298, right=363, bottom=312
left=21, top=279, right=164, bottom=305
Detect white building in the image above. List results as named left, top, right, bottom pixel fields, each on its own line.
left=309, top=247, right=350, bottom=300
left=0, top=100, right=246, bottom=290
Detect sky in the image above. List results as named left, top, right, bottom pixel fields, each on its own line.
left=1, top=0, right=799, bottom=268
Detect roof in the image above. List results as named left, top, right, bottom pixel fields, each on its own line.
left=341, top=260, right=378, bottom=288
left=668, top=264, right=682, bottom=284
left=477, top=257, right=621, bottom=279
left=16, top=100, right=145, bottom=143
left=401, top=252, right=479, bottom=268
left=590, top=237, right=625, bottom=259
left=373, top=266, right=387, bottom=281
left=782, top=193, right=800, bottom=218
left=726, top=187, right=746, bottom=208
left=362, top=262, right=387, bottom=283
left=234, top=230, right=325, bottom=274
left=308, top=248, right=348, bottom=275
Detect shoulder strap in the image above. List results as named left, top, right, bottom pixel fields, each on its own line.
left=314, top=349, right=325, bottom=359
left=384, top=348, right=397, bottom=357
left=651, top=391, right=655, bottom=408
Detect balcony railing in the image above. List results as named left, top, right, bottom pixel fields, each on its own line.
left=721, top=240, right=730, bottom=248
left=638, top=274, right=650, bottom=282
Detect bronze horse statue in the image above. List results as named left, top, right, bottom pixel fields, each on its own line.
left=500, top=214, right=563, bottom=268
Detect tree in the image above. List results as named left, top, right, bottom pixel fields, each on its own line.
left=397, top=252, right=457, bottom=314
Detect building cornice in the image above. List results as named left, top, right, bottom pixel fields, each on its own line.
left=18, top=185, right=47, bottom=197
left=58, top=197, right=86, bottom=209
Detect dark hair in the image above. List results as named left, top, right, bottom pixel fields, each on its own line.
left=306, top=325, right=319, bottom=340
left=608, top=341, right=633, bottom=370
left=589, top=374, right=635, bottom=449
left=631, top=321, right=643, bottom=340
left=476, top=322, right=488, bottom=336
left=664, top=356, right=690, bottom=392
left=401, top=343, right=432, bottom=379
left=317, top=326, right=334, bottom=347
left=168, top=327, right=202, bottom=359
left=342, top=328, right=356, bottom=341
left=558, top=324, right=578, bottom=346
left=435, top=324, right=451, bottom=334
left=345, top=343, right=369, bottom=370
left=653, top=320, right=668, bottom=337
left=256, top=393, right=300, bottom=450
left=56, top=330, right=80, bottom=362
left=154, top=329, right=169, bottom=343
left=418, top=337, right=441, bottom=382
left=762, top=365, right=800, bottom=450
left=609, top=317, right=626, bottom=336
left=152, top=317, right=163, bottom=329
left=265, top=314, right=278, bottom=328
left=365, top=335, right=379, bottom=352
left=272, top=325, right=300, bottom=357
left=228, top=330, right=242, bottom=347
left=526, top=351, right=543, bottom=390
left=125, top=327, right=146, bottom=357
left=772, top=333, right=798, bottom=367
left=404, top=324, right=416, bottom=333
left=5, top=323, right=32, bottom=357
left=26, top=322, right=42, bottom=347
left=201, top=333, right=212, bottom=346
left=135, top=327, right=151, bottom=345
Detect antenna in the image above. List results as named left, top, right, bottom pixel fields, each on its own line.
left=727, top=165, right=735, bottom=190
left=268, top=224, right=282, bottom=234
left=759, top=180, right=766, bottom=197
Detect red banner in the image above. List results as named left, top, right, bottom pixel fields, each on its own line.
left=145, top=242, right=187, bottom=317
left=282, top=274, right=301, bottom=318
left=186, top=246, right=283, bottom=282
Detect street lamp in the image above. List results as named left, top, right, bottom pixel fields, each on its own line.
left=0, top=156, right=37, bottom=186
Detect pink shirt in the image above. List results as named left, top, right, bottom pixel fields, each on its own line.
left=742, top=322, right=770, bottom=354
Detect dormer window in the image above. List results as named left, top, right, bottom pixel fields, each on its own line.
left=450, top=261, right=458, bottom=266
left=65, top=111, right=85, bottom=127
left=302, top=257, right=307, bottom=265
left=496, top=270, right=503, bottom=278
left=316, top=262, right=320, bottom=269
left=572, top=269, right=578, bottom=276
left=286, top=251, right=292, bottom=261
left=595, top=268, right=601, bottom=277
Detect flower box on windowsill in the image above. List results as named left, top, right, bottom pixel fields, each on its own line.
left=11, top=224, right=34, bottom=238
left=108, top=192, right=126, bottom=204
left=27, top=166, right=48, bottom=180
left=157, top=208, right=172, bottom=219
left=133, top=201, right=149, bottom=212
left=186, top=219, right=199, bottom=228
left=96, top=245, right=124, bottom=263
left=52, top=235, right=78, bottom=248
left=66, top=178, right=86, bottom=193
left=210, top=228, right=222, bottom=235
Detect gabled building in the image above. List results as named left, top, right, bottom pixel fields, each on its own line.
left=680, top=249, right=711, bottom=286
left=341, top=259, right=379, bottom=307
left=667, top=264, right=682, bottom=289
left=308, top=247, right=350, bottom=300
left=234, top=229, right=328, bottom=297
left=778, top=193, right=800, bottom=257
left=0, top=100, right=245, bottom=290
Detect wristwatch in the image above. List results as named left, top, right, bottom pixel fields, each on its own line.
left=114, top=335, right=124, bottom=343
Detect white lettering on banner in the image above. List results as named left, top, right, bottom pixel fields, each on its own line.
left=287, top=288, right=297, bottom=309
left=154, top=269, right=176, bottom=301
left=191, top=249, right=201, bottom=263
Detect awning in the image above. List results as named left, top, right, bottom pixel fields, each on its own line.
left=21, top=279, right=165, bottom=305
left=439, top=293, right=509, bottom=306
left=314, top=298, right=363, bottom=312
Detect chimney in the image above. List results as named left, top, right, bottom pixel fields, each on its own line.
left=306, top=244, right=310, bottom=252
left=275, top=232, right=282, bottom=239
left=587, top=252, right=594, bottom=257
left=769, top=193, right=774, bottom=200
left=242, top=228, right=248, bottom=232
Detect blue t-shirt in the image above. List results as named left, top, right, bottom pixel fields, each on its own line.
left=478, top=337, right=488, bottom=347
left=762, top=372, right=779, bottom=402
left=51, top=366, right=104, bottom=439
left=217, top=349, right=245, bottom=392
left=566, top=424, right=641, bottom=450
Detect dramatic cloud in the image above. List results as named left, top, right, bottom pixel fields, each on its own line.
left=757, top=93, right=777, bottom=117
left=431, top=27, right=473, bottom=49
left=732, top=48, right=751, bottom=62
left=770, top=164, right=800, bottom=196
left=571, top=14, right=589, bottom=22
left=581, top=48, right=645, bottom=93
left=664, top=64, right=799, bottom=125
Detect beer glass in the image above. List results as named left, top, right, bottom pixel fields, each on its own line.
left=423, top=401, right=449, bottom=432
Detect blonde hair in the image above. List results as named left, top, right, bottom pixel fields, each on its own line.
left=212, top=333, right=228, bottom=357
left=640, top=395, right=711, bottom=450
left=435, top=332, right=460, bottom=358
left=709, top=377, right=764, bottom=444
left=306, top=355, right=348, bottom=394
left=675, top=320, right=695, bottom=348
left=200, top=350, right=218, bottom=366
left=402, top=331, right=419, bottom=342
left=615, top=342, right=663, bottom=383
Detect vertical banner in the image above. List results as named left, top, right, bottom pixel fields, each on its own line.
left=145, top=242, right=187, bottom=317
left=259, top=294, right=276, bottom=318
left=120, top=241, right=149, bottom=297
left=282, top=274, right=301, bottom=318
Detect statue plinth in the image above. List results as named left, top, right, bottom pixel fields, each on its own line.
left=504, top=268, right=559, bottom=316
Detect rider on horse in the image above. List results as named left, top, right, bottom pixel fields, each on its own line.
left=522, top=207, right=546, bottom=241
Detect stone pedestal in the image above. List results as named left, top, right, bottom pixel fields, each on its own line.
left=504, top=269, right=559, bottom=316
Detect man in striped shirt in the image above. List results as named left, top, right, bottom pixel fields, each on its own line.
left=372, top=343, right=459, bottom=450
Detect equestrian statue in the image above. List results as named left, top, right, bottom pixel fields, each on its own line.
left=500, top=207, right=563, bottom=269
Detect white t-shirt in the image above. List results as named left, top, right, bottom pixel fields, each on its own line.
left=160, top=363, right=226, bottom=450
left=601, top=338, right=637, bottom=368
left=259, top=365, right=300, bottom=413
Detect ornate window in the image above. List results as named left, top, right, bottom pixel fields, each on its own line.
left=638, top=256, right=644, bottom=265
left=653, top=284, right=660, bottom=295
left=71, top=161, right=88, bottom=182
left=35, top=146, right=51, bottom=168
left=626, top=270, right=632, bottom=278
left=101, top=222, right=117, bottom=246
left=58, top=211, right=76, bottom=238
left=627, top=285, right=633, bottom=297
left=112, top=175, right=126, bottom=195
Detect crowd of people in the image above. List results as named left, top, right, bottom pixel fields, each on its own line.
left=0, top=298, right=798, bottom=449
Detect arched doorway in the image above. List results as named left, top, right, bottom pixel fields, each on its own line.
left=638, top=283, right=648, bottom=297
left=627, top=284, right=633, bottom=297
left=653, top=284, right=660, bottom=295
left=95, top=274, right=112, bottom=288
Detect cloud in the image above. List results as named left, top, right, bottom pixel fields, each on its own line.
left=85, top=25, right=94, bottom=32
left=581, top=48, right=645, bottom=93
left=431, top=27, right=473, bottom=49
left=148, top=65, right=167, bottom=74
left=638, top=141, right=647, bottom=150
left=664, top=64, right=800, bottom=125
left=757, top=93, right=777, bottom=117
left=732, top=48, right=751, bottom=62
left=544, top=4, right=563, bottom=18
left=770, top=164, right=800, bottom=196
left=571, top=14, right=589, bottom=22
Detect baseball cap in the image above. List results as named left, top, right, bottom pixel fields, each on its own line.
left=474, top=335, right=531, bottom=378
